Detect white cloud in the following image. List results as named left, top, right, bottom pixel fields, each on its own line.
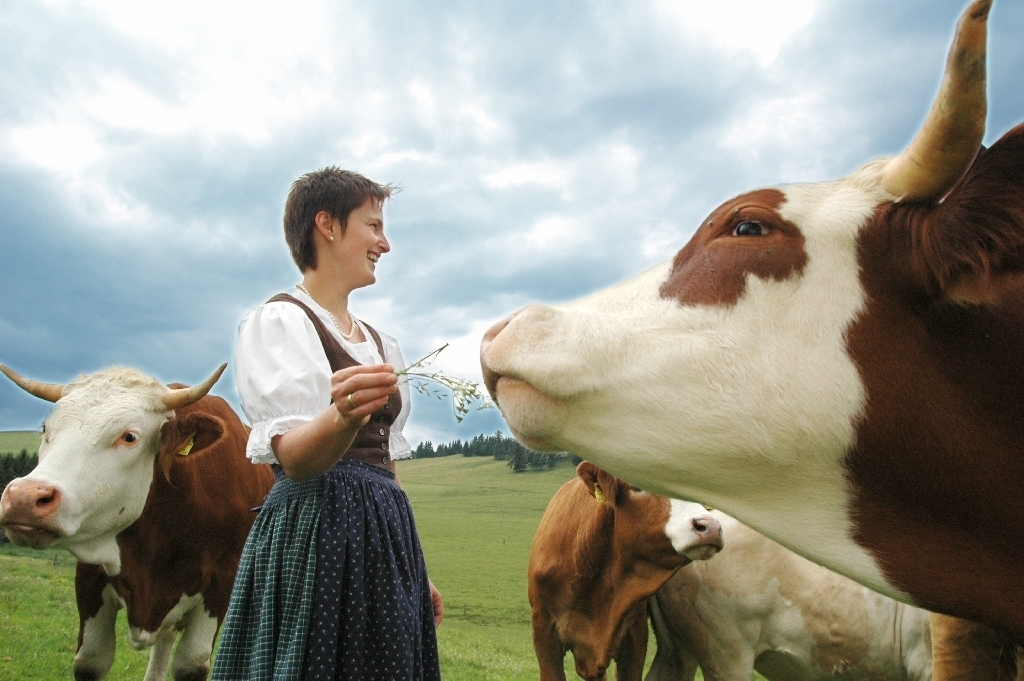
left=83, top=77, right=184, bottom=135
left=652, top=0, right=817, bottom=66
left=525, top=215, right=588, bottom=249
left=484, top=160, right=571, bottom=189
left=10, top=124, right=103, bottom=170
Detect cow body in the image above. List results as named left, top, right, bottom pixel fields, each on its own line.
left=0, top=366, right=275, bottom=681
left=529, top=463, right=723, bottom=681
left=647, top=514, right=933, bottom=681
left=481, top=0, right=1024, bottom=648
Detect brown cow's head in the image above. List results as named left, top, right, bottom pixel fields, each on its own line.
left=528, top=463, right=722, bottom=680
left=0, top=364, right=225, bottom=575
left=483, top=0, right=1024, bottom=612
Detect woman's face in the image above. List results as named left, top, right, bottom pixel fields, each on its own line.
left=331, top=199, right=390, bottom=289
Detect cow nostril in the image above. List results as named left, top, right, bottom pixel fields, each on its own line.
left=693, top=518, right=708, bottom=533
left=33, top=487, right=60, bottom=512
left=482, top=314, right=513, bottom=345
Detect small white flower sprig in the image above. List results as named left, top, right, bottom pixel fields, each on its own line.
left=395, top=343, right=495, bottom=422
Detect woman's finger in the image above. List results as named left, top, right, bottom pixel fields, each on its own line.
left=333, top=386, right=394, bottom=428
left=429, top=580, right=443, bottom=628
left=331, top=364, right=394, bottom=382
left=331, top=368, right=398, bottom=394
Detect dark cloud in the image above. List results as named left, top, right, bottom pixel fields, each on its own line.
left=2, top=0, right=1022, bottom=447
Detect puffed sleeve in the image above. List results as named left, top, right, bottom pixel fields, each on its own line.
left=378, top=331, right=413, bottom=460
left=234, top=303, right=333, bottom=464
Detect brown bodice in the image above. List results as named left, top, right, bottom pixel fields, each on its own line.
left=267, top=293, right=401, bottom=471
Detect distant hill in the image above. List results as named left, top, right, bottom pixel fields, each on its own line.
left=0, top=431, right=41, bottom=457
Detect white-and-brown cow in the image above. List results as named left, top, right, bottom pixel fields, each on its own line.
left=647, top=513, right=934, bottom=681
left=481, top=0, right=1023, bottom=664
left=0, top=364, right=275, bottom=681
left=529, top=462, right=723, bottom=681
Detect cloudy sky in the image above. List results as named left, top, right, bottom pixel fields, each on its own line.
left=2, top=0, right=1022, bottom=447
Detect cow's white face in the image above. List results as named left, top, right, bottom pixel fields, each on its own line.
left=0, top=369, right=171, bottom=575
left=483, top=164, right=912, bottom=598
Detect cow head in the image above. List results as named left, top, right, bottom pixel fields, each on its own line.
left=484, top=0, right=1024, bottom=603
left=529, top=462, right=723, bottom=680
left=0, top=363, right=226, bottom=575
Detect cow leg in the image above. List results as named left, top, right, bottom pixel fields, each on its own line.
left=613, top=602, right=649, bottom=681
left=141, top=628, right=176, bottom=681
left=646, top=596, right=698, bottom=681
left=533, top=611, right=569, bottom=681
left=169, top=600, right=220, bottom=681
left=73, top=565, right=120, bottom=681
left=930, top=613, right=1018, bottom=681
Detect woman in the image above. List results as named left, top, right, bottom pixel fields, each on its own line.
left=212, top=168, right=442, bottom=681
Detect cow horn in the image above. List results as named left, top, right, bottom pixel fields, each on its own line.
left=162, top=364, right=227, bottom=410
left=0, top=364, right=66, bottom=403
left=879, top=0, right=990, bottom=202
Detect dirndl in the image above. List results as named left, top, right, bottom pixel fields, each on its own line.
left=211, top=474, right=323, bottom=681
left=302, top=460, right=441, bottom=681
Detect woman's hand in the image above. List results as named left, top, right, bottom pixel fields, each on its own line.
left=272, top=364, right=398, bottom=481
left=330, top=364, right=399, bottom=429
left=429, top=579, right=443, bottom=628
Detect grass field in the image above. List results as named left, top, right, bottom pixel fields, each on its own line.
left=0, top=430, right=41, bottom=457
left=1, top=455, right=677, bottom=680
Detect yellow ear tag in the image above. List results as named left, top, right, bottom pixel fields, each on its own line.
left=594, top=484, right=606, bottom=503
left=177, top=435, right=195, bottom=457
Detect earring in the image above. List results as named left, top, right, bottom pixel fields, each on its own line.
left=328, top=235, right=334, bottom=242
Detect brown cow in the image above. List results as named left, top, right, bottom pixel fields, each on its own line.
left=529, top=462, right=723, bottom=681
left=0, top=365, right=275, bottom=681
left=482, top=0, right=1022, bottom=664
left=482, top=1, right=1022, bottom=677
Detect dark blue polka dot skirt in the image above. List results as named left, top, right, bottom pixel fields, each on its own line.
left=302, top=460, right=441, bottom=681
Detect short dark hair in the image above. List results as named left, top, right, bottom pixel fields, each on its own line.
left=283, top=167, right=396, bottom=272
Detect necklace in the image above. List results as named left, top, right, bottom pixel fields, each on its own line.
left=296, top=284, right=358, bottom=340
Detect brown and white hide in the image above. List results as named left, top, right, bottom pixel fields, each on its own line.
left=0, top=366, right=274, bottom=681
left=529, top=463, right=723, bottom=681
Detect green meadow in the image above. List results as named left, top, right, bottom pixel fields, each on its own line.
left=2, top=454, right=679, bottom=680
left=0, top=430, right=41, bottom=456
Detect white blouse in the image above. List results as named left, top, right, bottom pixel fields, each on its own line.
left=234, top=287, right=412, bottom=465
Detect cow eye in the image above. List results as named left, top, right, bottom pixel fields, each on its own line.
left=734, top=220, right=767, bottom=236
left=118, top=431, right=140, bottom=446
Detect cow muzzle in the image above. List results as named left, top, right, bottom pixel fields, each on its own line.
left=480, top=310, right=521, bottom=400
left=0, top=479, right=64, bottom=548
left=480, top=308, right=576, bottom=449
left=682, top=514, right=724, bottom=561
left=573, top=656, right=609, bottom=681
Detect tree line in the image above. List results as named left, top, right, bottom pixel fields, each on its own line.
left=0, top=432, right=576, bottom=487
left=1, top=450, right=39, bottom=542
left=412, top=431, right=581, bottom=472
left=1, top=449, right=38, bottom=492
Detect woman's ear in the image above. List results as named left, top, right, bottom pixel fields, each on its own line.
left=314, top=211, right=337, bottom=243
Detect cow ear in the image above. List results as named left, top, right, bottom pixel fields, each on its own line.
left=576, top=461, right=606, bottom=502
left=911, top=129, right=1024, bottom=304
left=158, top=413, right=225, bottom=483
left=595, top=468, right=622, bottom=505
